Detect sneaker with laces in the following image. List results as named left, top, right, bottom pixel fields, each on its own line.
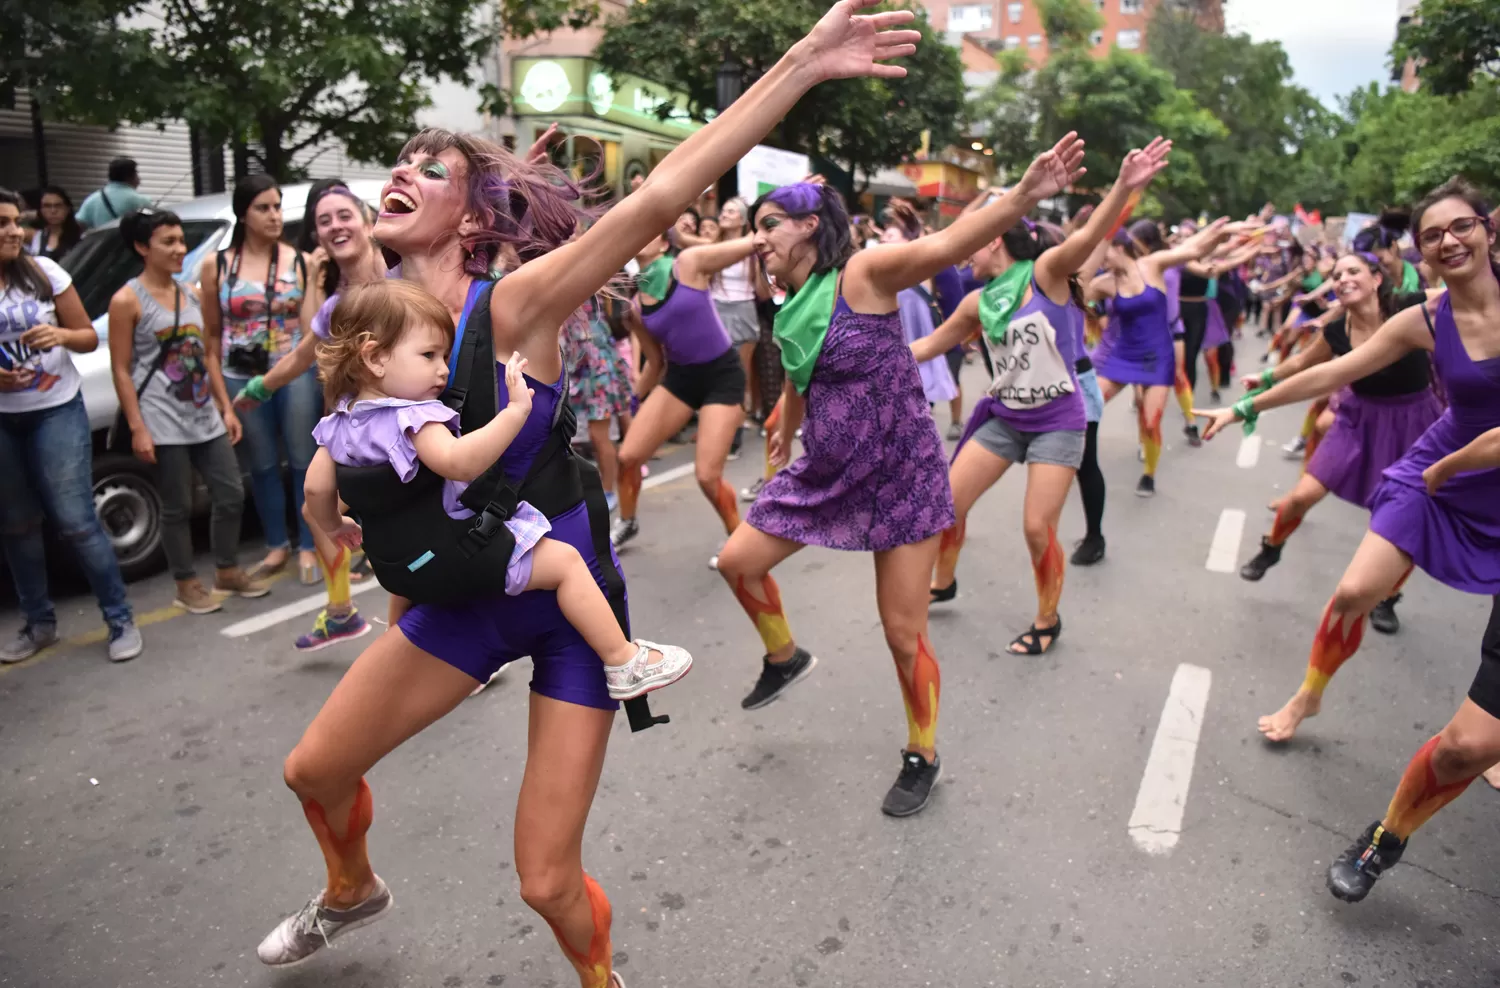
left=1135, top=474, right=1156, bottom=498
left=882, top=750, right=942, bottom=817
left=1239, top=538, right=1282, bottom=581
left=1282, top=435, right=1306, bottom=459
left=740, top=477, right=766, bottom=502
left=604, top=639, right=693, bottom=700
left=1328, top=822, right=1405, bottom=903
left=173, top=580, right=223, bottom=615
left=1369, top=594, right=1402, bottom=635
left=108, top=622, right=144, bottom=662
left=215, top=567, right=271, bottom=598
left=0, top=623, right=59, bottom=664
left=295, top=610, right=372, bottom=652
left=610, top=517, right=639, bottom=548
left=1070, top=536, right=1106, bottom=566
left=1183, top=424, right=1203, bottom=448
left=257, top=876, right=394, bottom=967
left=741, top=647, right=817, bottom=710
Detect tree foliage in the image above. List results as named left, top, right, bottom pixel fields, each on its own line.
left=594, top=0, right=964, bottom=190
left=1393, top=0, right=1500, bottom=96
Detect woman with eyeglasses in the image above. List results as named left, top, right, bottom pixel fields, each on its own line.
left=1196, top=178, right=1500, bottom=904
left=234, top=179, right=382, bottom=651
left=30, top=186, right=83, bottom=261
left=0, top=187, right=142, bottom=664
left=201, top=174, right=319, bottom=584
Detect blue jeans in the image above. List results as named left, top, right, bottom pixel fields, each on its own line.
left=0, top=393, right=133, bottom=631
left=225, top=368, right=320, bottom=552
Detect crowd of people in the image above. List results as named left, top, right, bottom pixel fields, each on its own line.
left=1, top=2, right=1497, bottom=983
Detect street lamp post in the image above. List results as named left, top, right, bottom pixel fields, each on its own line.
left=715, top=58, right=744, bottom=214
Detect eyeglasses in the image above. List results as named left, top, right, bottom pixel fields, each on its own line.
left=1418, top=215, right=1489, bottom=249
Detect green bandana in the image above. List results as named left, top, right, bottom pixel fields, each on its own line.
left=1400, top=260, right=1421, bottom=294
left=978, top=261, right=1035, bottom=345
left=637, top=255, right=673, bottom=301
left=774, top=268, right=838, bottom=394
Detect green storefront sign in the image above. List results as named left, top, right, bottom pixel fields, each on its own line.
left=512, top=57, right=707, bottom=139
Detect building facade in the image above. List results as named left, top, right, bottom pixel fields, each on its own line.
left=922, top=0, right=1223, bottom=65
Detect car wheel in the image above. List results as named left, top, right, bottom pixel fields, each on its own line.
left=92, top=452, right=166, bottom=582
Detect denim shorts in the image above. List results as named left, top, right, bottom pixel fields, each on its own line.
left=1078, top=368, right=1105, bottom=424
left=972, top=416, right=1085, bottom=469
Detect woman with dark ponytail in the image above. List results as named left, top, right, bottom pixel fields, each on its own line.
left=716, top=135, right=1084, bottom=818
left=1196, top=177, right=1500, bottom=904
left=915, top=140, right=1170, bottom=660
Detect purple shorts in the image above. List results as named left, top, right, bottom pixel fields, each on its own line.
left=398, top=501, right=625, bottom=710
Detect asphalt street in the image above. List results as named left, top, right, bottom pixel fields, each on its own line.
left=2, top=339, right=1497, bottom=988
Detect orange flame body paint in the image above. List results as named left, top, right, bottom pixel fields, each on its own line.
left=934, top=520, right=966, bottom=587
left=1267, top=502, right=1303, bottom=546
left=1173, top=367, right=1195, bottom=423
left=1138, top=404, right=1163, bottom=478
left=301, top=777, right=375, bottom=905
left=708, top=477, right=741, bottom=535
left=543, top=872, right=613, bottom=988
left=1203, top=347, right=1221, bottom=391
left=617, top=461, right=642, bottom=519
left=1383, top=735, right=1479, bottom=838
left=1034, top=525, right=1065, bottom=619
left=896, top=634, right=941, bottom=752
left=1301, top=601, right=1365, bottom=696
left=733, top=574, right=793, bottom=654
left=316, top=544, right=351, bottom=610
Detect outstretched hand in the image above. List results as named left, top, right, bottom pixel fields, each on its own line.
left=1117, top=137, right=1172, bottom=192
left=1016, top=132, right=1086, bottom=202
left=795, top=0, right=921, bottom=83
left=525, top=123, right=562, bottom=165
left=503, top=351, right=534, bottom=416
left=1193, top=406, right=1240, bottom=441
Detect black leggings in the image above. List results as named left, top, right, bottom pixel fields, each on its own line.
left=1180, top=301, right=1209, bottom=392
left=1077, top=421, right=1105, bottom=541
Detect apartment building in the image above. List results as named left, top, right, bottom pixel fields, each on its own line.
left=923, top=0, right=1223, bottom=65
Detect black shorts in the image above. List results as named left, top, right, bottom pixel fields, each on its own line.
left=662, top=348, right=746, bottom=410
left=1468, top=596, right=1500, bottom=719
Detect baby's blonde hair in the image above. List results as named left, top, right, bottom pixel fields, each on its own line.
left=317, top=280, right=456, bottom=407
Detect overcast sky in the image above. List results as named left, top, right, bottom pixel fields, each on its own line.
left=1224, top=0, right=1400, bottom=109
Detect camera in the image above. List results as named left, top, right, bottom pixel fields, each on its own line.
left=226, top=344, right=269, bottom=377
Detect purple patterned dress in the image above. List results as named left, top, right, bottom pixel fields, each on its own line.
left=746, top=296, right=955, bottom=551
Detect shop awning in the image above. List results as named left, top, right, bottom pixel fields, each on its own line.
left=856, top=167, right=918, bottom=198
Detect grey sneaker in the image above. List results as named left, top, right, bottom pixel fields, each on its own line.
left=0, top=623, right=59, bottom=664
left=107, top=623, right=143, bottom=663
left=604, top=639, right=693, bottom=700
left=610, top=517, right=639, bottom=548
left=257, top=876, right=393, bottom=967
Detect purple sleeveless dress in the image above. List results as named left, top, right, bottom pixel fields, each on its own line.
left=746, top=296, right=955, bottom=551
left=1369, top=293, right=1500, bottom=593
left=1096, top=284, right=1175, bottom=387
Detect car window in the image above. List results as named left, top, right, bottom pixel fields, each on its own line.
left=62, top=221, right=229, bottom=320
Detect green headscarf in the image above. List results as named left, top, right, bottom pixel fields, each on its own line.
left=977, top=261, right=1035, bottom=345
left=1400, top=259, right=1421, bottom=294
left=774, top=268, right=838, bottom=394
left=637, top=254, right=673, bottom=301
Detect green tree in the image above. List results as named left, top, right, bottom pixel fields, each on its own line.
left=8, top=0, right=597, bottom=180
left=1337, top=80, right=1500, bottom=207
left=1394, top=0, right=1500, bottom=96
left=594, top=0, right=964, bottom=191
left=1035, top=0, right=1102, bottom=48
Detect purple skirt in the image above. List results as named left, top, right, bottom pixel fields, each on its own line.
left=1370, top=409, right=1500, bottom=595
left=1306, top=387, right=1443, bottom=509
left=1203, top=297, right=1230, bottom=349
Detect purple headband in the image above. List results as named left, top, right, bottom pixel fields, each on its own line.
left=1355, top=250, right=1382, bottom=270
left=1111, top=229, right=1133, bottom=247
left=763, top=182, right=824, bottom=216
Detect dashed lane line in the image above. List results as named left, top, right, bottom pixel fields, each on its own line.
left=1128, top=663, right=1213, bottom=855
left=1205, top=508, right=1245, bottom=574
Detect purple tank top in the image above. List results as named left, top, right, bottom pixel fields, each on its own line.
left=1431, top=292, right=1500, bottom=431
left=638, top=263, right=734, bottom=365
left=979, top=278, right=1086, bottom=432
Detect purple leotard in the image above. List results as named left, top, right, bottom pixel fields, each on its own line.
left=397, top=280, right=626, bottom=709
left=1096, top=284, right=1174, bottom=387
left=639, top=263, right=734, bottom=365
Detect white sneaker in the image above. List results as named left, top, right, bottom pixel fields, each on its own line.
left=1282, top=435, right=1306, bottom=459
left=604, top=639, right=693, bottom=700
left=257, top=877, right=393, bottom=967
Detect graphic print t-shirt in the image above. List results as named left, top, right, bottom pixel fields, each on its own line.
left=0, top=256, right=83, bottom=413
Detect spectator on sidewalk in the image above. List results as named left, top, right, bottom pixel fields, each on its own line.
left=0, top=187, right=143, bottom=664
left=76, top=158, right=152, bottom=230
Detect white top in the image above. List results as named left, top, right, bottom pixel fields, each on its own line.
left=712, top=257, right=756, bottom=303
left=0, top=256, right=83, bottom=413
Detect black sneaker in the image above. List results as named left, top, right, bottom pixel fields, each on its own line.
left=1239, top=537, right=1282, bottom=581
left=1135, top=475, right=1156, bottom=497
left=1328, top=821, right=1406, bottom=903
left=741, top=647, right=817, bottom=710
left=1070, top=536, right=1106, bottom=566
left=881, top=750, right=941, bottom=817
left=1210, top=389, right=1222, bottom=404
left=1184, top=424, right=1203, bottom=448
left=1370, top=594, right=1401, bottom=634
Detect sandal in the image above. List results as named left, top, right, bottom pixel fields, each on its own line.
left=929, top=580, right=957, bottom=603
left=1008, top=617, right=1062, bottom=655
left=349, top=552, right=373, bottom=583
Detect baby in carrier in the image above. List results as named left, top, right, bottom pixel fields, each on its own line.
left=303, top=280, right=691, bottom=701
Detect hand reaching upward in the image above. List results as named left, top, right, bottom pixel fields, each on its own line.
left=795, top=0, right=922, bottom=83
left=1117, top=137, right=1172, bottom=192
left=1016, top=132, right=1087, bottom=203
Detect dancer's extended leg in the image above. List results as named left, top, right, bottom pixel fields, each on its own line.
left=695, top=403, right=745, bottom=534
left=1009, top=463, right=1074, bottom=654
left=932, top=439, right=1011, bottom=594
left=875, top=536, right=945, bottom=816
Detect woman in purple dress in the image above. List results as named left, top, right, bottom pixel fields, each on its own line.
left=915, top=141, right=1171, bottom=657
left=1199, top=178, right=1500, bottom=904
left=715, top=135, right=1085, bottom=819
left=255, top=5, right=924, bottom=983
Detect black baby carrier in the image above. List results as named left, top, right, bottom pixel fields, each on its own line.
left=334, top=282, right=667, bottom=730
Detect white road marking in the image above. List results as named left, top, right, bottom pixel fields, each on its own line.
left=1235, top=434, right=1261, bottom=469
left=1205, top=508, right=1245, bottom=574
left=1128, top=663, right=1213, bottom=855
left=640, top=462, right=696, bottom=490
left=220, top=578, right=385, bottom=638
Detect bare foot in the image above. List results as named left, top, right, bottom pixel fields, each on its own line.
left=1482, top=763, right=1500, bottom=790
left=1258, top=690, right=1321, bottom=742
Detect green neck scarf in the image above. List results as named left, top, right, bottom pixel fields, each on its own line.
left=637, top=254, right=673, bottom=301
left=1400, top=260, right=1421, bottom=294
left=774, top=268, right=838, bottom=394
left=978, top=261, right=1035, bottom=345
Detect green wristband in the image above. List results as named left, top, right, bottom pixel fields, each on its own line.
left=1259, top=367, right=1275, bottom=389
left=238, top=376, right=272, bottom=404
left=1232, top=393, right=1259, bottom=435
